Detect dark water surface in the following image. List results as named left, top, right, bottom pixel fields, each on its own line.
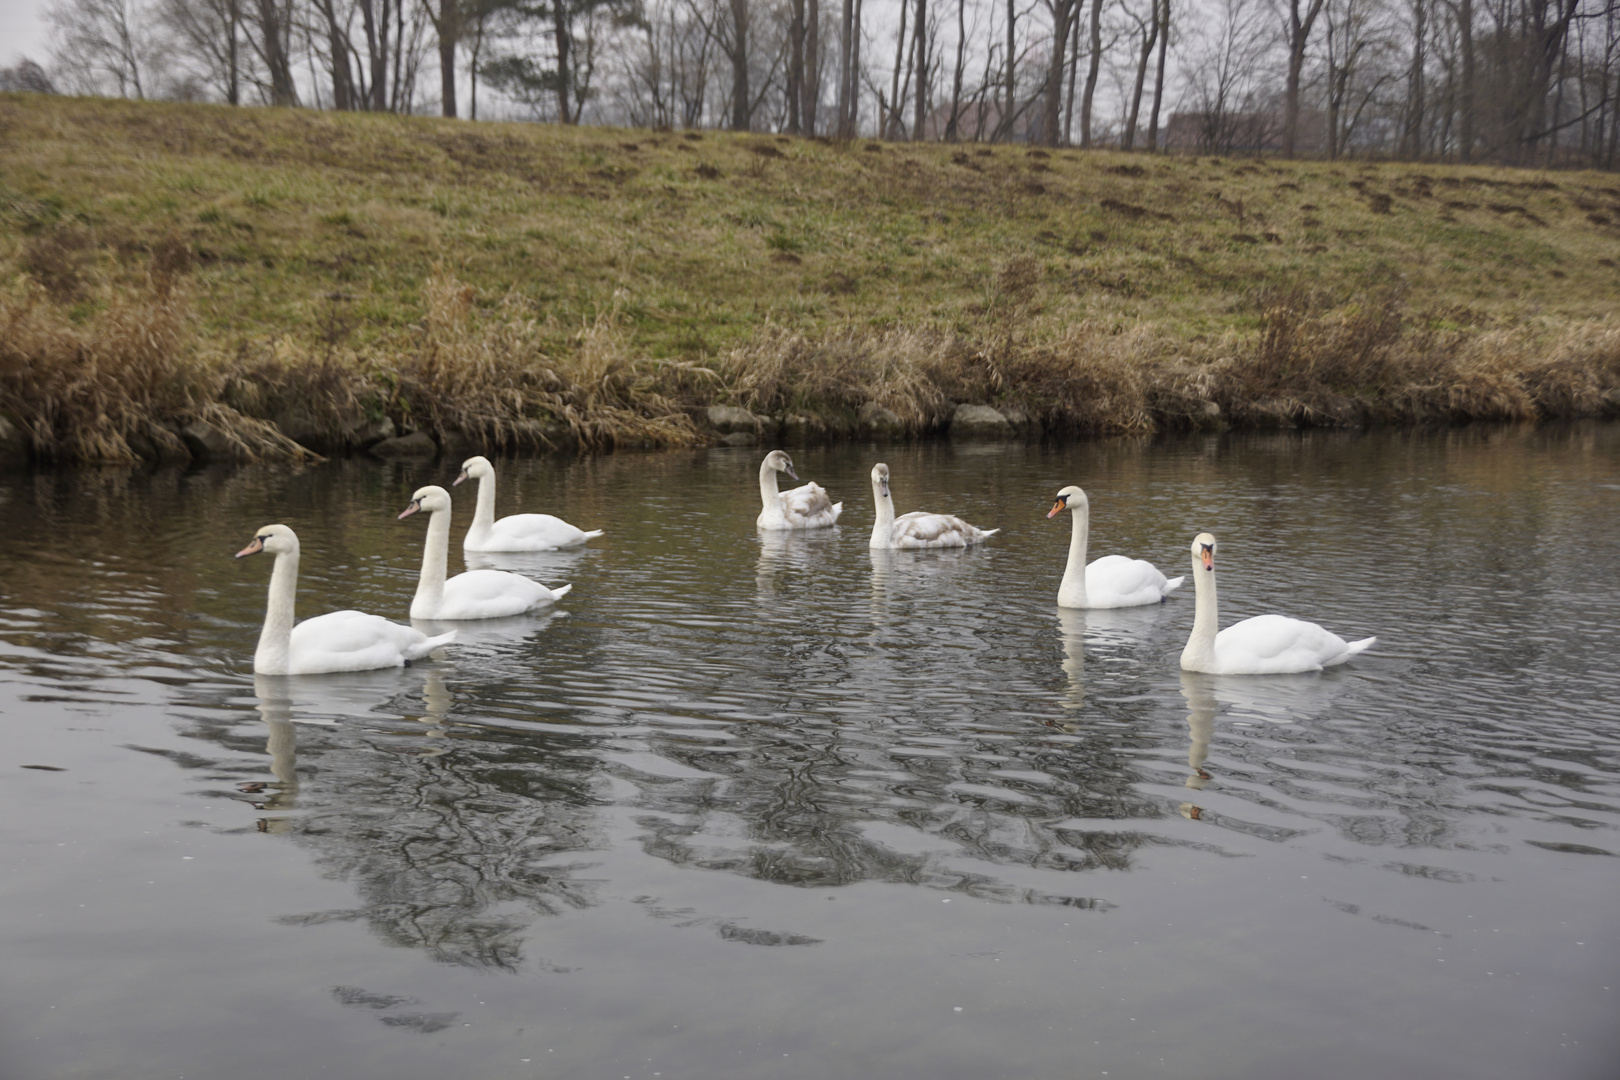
left=2, top=426, right=1617, bottom=1080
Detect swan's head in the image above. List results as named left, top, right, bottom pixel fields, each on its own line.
left=399, top=485, right=452, bottom=520
left=454, top=455, right=493, bottom=486
left=236, top=523, right=298, bottom=559
left=764, top=450, right=799, bottom=481
left=871, top=463, right=891, bottom=499
left=1047, top=485, right=1087, bottom=519
left=1191, top=532, right=1216, bottom=572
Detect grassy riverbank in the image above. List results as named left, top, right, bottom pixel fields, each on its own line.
left=2, top=94, right=1619, bottom=463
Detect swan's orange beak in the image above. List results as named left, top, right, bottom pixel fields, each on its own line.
left=235, top=537, right=264, bottom=558
left=1047, top=498, right=1066, bottom=519
left=398, top=500, right=421, bottom=520
left=452, top=469, right=469, bottom=486
left=1200, top=547, right=1214, bottom=572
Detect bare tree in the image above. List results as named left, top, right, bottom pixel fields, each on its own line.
left=1080, top=0, right=1104, bottom=145
left=1146, top=0, right=1169, bottom=147
left=1282, top=0, right=1328, bottom=154
left=157, top=0, right=245, bottom=102
left=1043, top=0, right=1081, bottom=143
left=1120, top=0, right=1159, bottom=146
left=427, top=0, right=463, bottom=115
left=0, top=58, right=59, bottom=92
left=47, top=0, right=152, bottom=97
left=1179, top=0, right=1272, bottom=151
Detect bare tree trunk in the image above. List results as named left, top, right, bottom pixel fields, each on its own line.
left=1080, top=0, right=1102, bottom=147
left=435, top=0, right=459, bottom=117
left=1400, top=0, right=1426, bottom=157
left=256, top=0, right=298, bottom=104
left=1147, top=0, right=1168, bottom=149
left=315, top=0, right=355, bottom=108
left=1123, top=0, right=1159, bottom=149
left=1546, top=8, right=1570, bottom=165
left=946, top=0, right=965, bottom=138
left=888, top=0, right=907, bottom=136
left=787, top=0, right=804, bottom=132
left=1457, top=0, right=1474, bottom=160
left=912, top=0, right=928, bottom=140
left=803, top=0, right=820, bottom=131
left=836, top=0, right=853, bottom=134
left=359, top=0, right=388, bottom=111
left=466, top=4, right=487, bottom=120
left=1043, top=0, right=1076, bottom=145
left=556, top=0, right=574, bottom=122
left=1064, top=8, right=1080, bottom=142
left=227, top=0, right=242, bottom=104
left=849, top=0, right=863, bottom=134
left=1004, top=0, right=1015, bottom=136
left=1284, top=0, right=1327, bottom=156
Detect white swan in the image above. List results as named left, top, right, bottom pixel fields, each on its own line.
left=454, top=455, right=603, bottom=552
left=757, top=450, right=843, bottom=530
left=1047, top=485, right=1183, bottom=608
left=399, top=486, right=572, bottom=620
left=235, top=524, right=455, bottom=675
left=1180, top=532, right=1376, bottom=675
left=869, top=463, right=998, bottom=549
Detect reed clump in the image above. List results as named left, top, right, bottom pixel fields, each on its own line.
left=0, top=261, right=306, bottom=464
left=215, top=269, right=711, bottom=459
left=398, top=273, right=708, bottom=451
left=1206, top=288, right=1620, bottom=428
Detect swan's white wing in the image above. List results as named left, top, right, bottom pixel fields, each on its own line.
left=1084, top=555, right=1180, bottom=608
left=778, top=482, right=843, bottom=528
left=475, top=513, right=599, bottom=551
left=1213, top=614, right=1361, bottom=675
left=887, top=511, right=998, bottom=549
left=437, top=569, right=568, bottom=620
left=289, top=610, right=453, bottom=673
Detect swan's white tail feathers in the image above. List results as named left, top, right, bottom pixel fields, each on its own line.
left=551, top=583, right=574, bottom=599
left=409, top=630, right=457, bottom=659
left=1345, top=636, right=1377, bottom=656
left=980, top=527, right=1001, bottom=538
left=829, top=502, right=844, bottom=519
left=581, top=530, right=605, bottom=540
left=1162, top=575, right=1186, bottom=594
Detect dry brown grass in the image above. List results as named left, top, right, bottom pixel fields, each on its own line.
left=399, top=273, right=708, bottom=451
left=1203, top=287, right=1620, bottom=428
left=0, top=260, right=307, bottom=464
left=214, top=269, right=710, bottom=459
left=2, top=249, right=1615, bottom=466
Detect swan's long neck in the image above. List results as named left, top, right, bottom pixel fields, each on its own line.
left=1181, top=560, right=1220, bottom=670
left=1058, top=503, right=1090, bottom=607
left=412, top=506, right=452, bottom=618
left=870, top=479, right=895, bottom=548
left=758, top=460, right=782, bottom=515
left=255, top=549, right=299, bottom=675
left=468, top=474, right=496, bottom=543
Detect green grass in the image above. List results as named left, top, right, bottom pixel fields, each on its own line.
left=5, top=94, right=1619, bottom=357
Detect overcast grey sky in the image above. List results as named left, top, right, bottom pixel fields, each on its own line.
left=1, top=0, right=50, bottom=65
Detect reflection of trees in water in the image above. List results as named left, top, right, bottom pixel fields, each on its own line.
left=213, top=673, right=611, bottom=971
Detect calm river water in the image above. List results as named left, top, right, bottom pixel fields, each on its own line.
left=1, top=426, right=1617, bottom=1080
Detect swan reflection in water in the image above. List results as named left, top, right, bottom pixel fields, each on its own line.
left=1176, top=673, right=1218, bottom=821
left=410, top=606, right=566, bottom=654
left=1174, top=670, right=1351, bottom=820
left=248, top=670, right=455, bottom=829
left=248, top=674, right=302, bottom=831
left=464, top=545, right=591, bottom=580
left=1057, top=608, right=1087, bottom=715
left=1046, top=604, right=1175, bottom=729
left=756, top=527, right=842, bottom=603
